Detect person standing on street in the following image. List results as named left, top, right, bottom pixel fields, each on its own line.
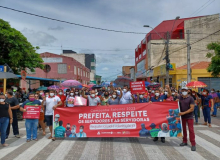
left=0, top=93, right=13, bottom=147
left=20, top=93, right=42, bottom=142
left=5, top=91, right=20, bottom=139
left=119, top=85, right=134, bottom=104
left=177, top=87, right=196, bottom=151
left=82, top=89, right=100, bottom=106
left=210, top=89, right=219, bottom=117
left=42, top=90, right=62, bottom=139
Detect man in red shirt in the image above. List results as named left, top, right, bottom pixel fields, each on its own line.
left=57, top=89, right=66, bottom=107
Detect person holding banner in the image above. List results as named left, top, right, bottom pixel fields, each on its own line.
left=149, top=85, right=171, bottom=143
left=20, top=93, right=42, bottom=142
left=100, top=91, right=110, bottom=106
left=57, top=89, right=66, bottom=108
left=136, top=93, right=149, bottom=103
left=177, top=87, right=196, bottom=151
left=82, top=89, right=100, bottom=106
left=119, top=85, right=134, bottom=104
left=107, top=91, right=121, bottom=105
left=66, top=91, right=75, bottom=107
left=42, top=90, right=62, bottom=139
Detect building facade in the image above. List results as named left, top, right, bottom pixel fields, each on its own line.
left=22, top=52, right=90, bottom=89
left=122, top=66, right=134, bottom=78
left=135, top=14, right=220, bottom=82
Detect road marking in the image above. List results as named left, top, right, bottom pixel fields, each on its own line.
left=0, top=136, right=27, bottom=159
left=46, top=140, right=76, bottom=160
left=14, top=135, right=51, bottom=160
left=167, top=138, right=206, bottom=160
left=195, top=134, right=220, bottom=158
left=194, top=124, right=219, bottom=128
left=113, top=138, right=136, bottom=160
left=198, top=130, right=220, bottom=142
left=139, top=137, right=168, bottom=160
left=79, top=138, right=101, bottom=160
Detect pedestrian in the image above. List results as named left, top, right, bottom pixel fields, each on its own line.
left=57, top=89, right=66, bottom=108
left=177, top=86, right=196, bottom=151
left=82, top=89, right=100, bottom=106
left=20, top=93, right=42, bottom=142
left=66, top=90, right=75, bottom=107
left=42, top=90, right=62, bottom=139
left=100, top=91, right=110, bottom=106
left=210, top=89, right=219, bottom=117
left=149, top=85, right=171, bottom=143
left=192, top=91, right=199, bottom=124
left=34, top=94, right=46, bottom=135
left=0, top=93, right=13, bottom=147
left=5, top=91, right=20, bottom=139
left=107, top=91, right=121, bottom=105
left=136, top=93, right=149, bottom=103
left=201, top=89, right=214, bottom=127
left=119, top=85, right=134, bottom=104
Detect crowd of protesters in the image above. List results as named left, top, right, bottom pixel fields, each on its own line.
left=0, top=84, right=220, bottom=152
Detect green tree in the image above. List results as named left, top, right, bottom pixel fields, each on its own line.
left=0, top=19, right=44, bottom=74
left=206, top=42, right=220, bottom=77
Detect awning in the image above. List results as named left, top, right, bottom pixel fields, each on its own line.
left=16, top=75, right=60, bottom=82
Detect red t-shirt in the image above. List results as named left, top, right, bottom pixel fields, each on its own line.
left=57, top=95, right=66, bottom=107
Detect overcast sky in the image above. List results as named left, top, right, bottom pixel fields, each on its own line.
left=0, top=0, right=219, bottom=81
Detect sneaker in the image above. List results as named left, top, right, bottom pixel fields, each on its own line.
left=153, top=137, right=158, bottom=142
left=26, top=140, right=31, bottom=142
left=161, top=139, right=165, bottom=143
left=15, top=135, right=20, bottom=138
left=180, top=142, right=188, bottom=146
left=191, top=146, right=196, bottom=151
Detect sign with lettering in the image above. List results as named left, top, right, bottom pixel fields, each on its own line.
left=130, top=81, right=145, bottom=94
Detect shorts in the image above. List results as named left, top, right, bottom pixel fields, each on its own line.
left=45, top=115, right=53, bottom=126
left=39, top=112, right=44, bottom=121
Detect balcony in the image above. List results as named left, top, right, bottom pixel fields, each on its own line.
left=147, top=32, right=184, bottom=42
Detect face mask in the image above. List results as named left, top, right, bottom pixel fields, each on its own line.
left=192, top=93, right=195, bottom=95
left=96, top=93, right=98, bottom=95
left=75, top=92, right=78, bottom=95
left=202, top=92, right=207, bottom=95
left=67, top=127, right=70, bottom=130
left=182, top=91, right=188, bottom=96
left=91, top=94, right=95, bottom=98
left=139, top=95, right=144, bottom=99
left=29, top=98, right=35, bottom=101
left=70, top=93, right=74, bottom=96
left=104, top=94, right=109, bottom=97
left=164, top=92, right=168, bottom=95
left=155, top=93, right=160, bottom=97
left=39, top=92, right=43, bottom=95
left=55, top=118, right=59, bottom=122
left=172, top=93, right=175, bottom=95
left=152, top=91, right=155, bottom=93
left=123, top=89, right=127, bottom=92
left=80, top=129, right=83, bottom=132
left=50, top=93, right=54, bottom=97
left=112, top=95, right=116, bottom=98
left=95, top=89, right=97, bottom=92
left=5, top=94, right=7, bottom=97
left=46, top=95, right=49, bottom=97
left=0, top=99, right=5, bottom=102
left=71, top=129, right=75, bottom=134
left=211, top=91, right=214, bottom=93
left=66, top=92, right=70, bottom=95
left=59, top=92, right=63, bottom=95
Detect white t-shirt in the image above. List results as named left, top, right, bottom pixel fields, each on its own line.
left=45, top=96, right=61, bottom=115
left=120, top=91, right=133, bottom=104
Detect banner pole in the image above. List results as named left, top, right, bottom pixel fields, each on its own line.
left=177, top=101, right=183, bottom=136
left=3, top=66, right=7, bottom=94
left=52, top=110, right=55, bottom=139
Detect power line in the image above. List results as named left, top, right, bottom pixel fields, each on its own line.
left=189, top=0, right=212, bottom=16
left=193, top=0, right=216, bottom=16
left=0, top=5, right=147, bottom=35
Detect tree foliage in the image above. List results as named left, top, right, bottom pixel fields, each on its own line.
left=0, top=19, right=44, bottom=74
left=206, top=42, right=220, bottom=77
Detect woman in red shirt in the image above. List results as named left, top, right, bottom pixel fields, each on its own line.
left=57, top=89, right=66, bottom=107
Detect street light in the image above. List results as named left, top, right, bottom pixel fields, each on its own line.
left=143, top=25, right=165, bottom=40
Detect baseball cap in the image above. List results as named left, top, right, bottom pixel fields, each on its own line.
left=181, top=86, right=188, bottom=90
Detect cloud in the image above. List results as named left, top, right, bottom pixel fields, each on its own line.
left=48, top=26, right=64, bottom=30
left=102, top=67, right=109, bottom=71
left=22, top=28, right=57, bottom=46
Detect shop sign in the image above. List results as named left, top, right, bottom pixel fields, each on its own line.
left=0, top=65, right=4, bottom=72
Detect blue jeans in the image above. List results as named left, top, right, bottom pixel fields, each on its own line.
left=203, top=107, right=211, bottom=124
left=212, top=103, right=218, bottom=116
left=194, top=105, right=198, bottom=123
left=25, top=119, right=39, bottom=140
left=0, top=117, right=9, bottom=144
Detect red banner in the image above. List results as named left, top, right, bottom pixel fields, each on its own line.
left=53, top=102, right=182, bottom=138
left=130, top=81, right=145, bottom=94
left=23, top=105, right=41, bottom=119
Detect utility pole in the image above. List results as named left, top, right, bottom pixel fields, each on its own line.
left=165, top=31, right=170, bottom=85
left=186, top=30, right=191, bottom=83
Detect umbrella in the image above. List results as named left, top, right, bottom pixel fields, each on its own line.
left=114, top=77, right=133, bottom=87
left=37, top=86, right=48, bottom=91
left=92, top=85, right=103, bottom=89
left=88, top=83, right=95, bottom=88
left=148, top=82, right=161, bottom=88
left=0, top=72, right=18, bottom=79
left=48, top=85, right=60, bottom=90
left=186, top=81, right=207, bottom=88
left=82, top=84, right=89, bottom=88
left=145, top=81, right=150, bottom=87
left=61, top=80, right=82, bottom=88
left=102, top=81, right=116, bottom=87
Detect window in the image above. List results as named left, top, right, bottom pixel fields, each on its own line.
left=91, top=66, right=95, bottom=70
left=91, top=58, right=95, bottom=62
left=78, top=68, right=80, bottom=75
left=58, top=64, right=67, bottom=74
left=83, top=71, right=85, bottom=77
left=74, top=66, right=76, bottom=75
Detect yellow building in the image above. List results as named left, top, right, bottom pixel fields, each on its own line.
left=152, top=62, right=219, bottom=90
